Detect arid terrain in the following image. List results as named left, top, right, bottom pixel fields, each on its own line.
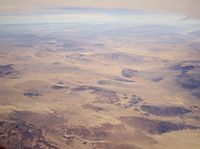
left=0, top=9, right=200, bottom=149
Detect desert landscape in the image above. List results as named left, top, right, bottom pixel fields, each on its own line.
left=0, top=7, right=200, bottom=149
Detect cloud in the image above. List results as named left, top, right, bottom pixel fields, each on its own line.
left=0, top=0, right=199, bottom=19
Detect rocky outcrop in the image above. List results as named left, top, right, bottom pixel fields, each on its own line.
left=0, top=120, right=58, bottom=149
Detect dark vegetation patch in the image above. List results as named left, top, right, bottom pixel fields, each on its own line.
left=64, top=123, right=124, bottom=141
left=120, top=116, right=199, bottom=134
left=65, top=126, right=107, bottom=141
left=174, top=63, right=200, bottom=98
left=113, top=77, right=134, bottom=82
left=172, top=64, right=195, bottom=73
left=97, top=77, right=134, bottom=85
left=176, top=73, right=200, bottom=89
left=128, top=95, right=143, bottom=105
left=0, top=64, right=17, bottom=78
left=94, top=52, right=144, bottom=64
left=152, top=77, right=163, bottom=82
left=11, top=110, right=63, bottom=128
left=97, top=80, right=111, bottom=85
left=0, top=120, right=58, bottom=149
left=82, top=104, right=104, bottom=112
left=51, top=85, right=69, bottom=90
left=115, top=95, right=143, bottom=109
left=172, top=62, right=200, bottom=93
left=71, top=85, right=96, bottom=92
left=94, top=89, right=120, bottom=104
left=121, top=68, right=138, bottom=78
left=71, top=85, right=120, bottom=104
left=140, top=105, right=191, bottom=116
left=52, top=62, right=61, bottom=65
left=24, top=90, right=41, bottom=97
left=98, top=143, right=142, bottom=149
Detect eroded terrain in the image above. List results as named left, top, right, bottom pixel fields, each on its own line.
left=0, top=14, right=200, bottom=149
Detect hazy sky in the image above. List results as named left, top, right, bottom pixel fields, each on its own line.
left=0, top=0, right=200, bottom=18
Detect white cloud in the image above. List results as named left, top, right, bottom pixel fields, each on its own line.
left=0, top=0, right=199, bottom=18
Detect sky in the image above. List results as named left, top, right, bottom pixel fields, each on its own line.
left=0, top=0, right=200, bottom=19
